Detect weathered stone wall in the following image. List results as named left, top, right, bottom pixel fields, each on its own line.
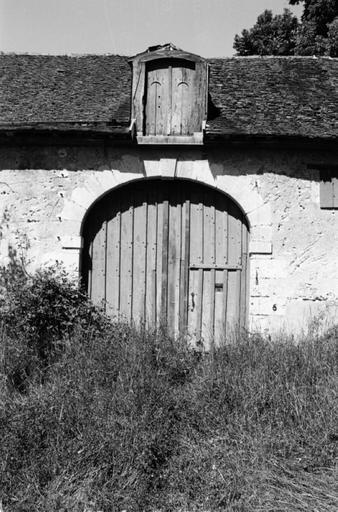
left=0, top=144, right=337, bottom=334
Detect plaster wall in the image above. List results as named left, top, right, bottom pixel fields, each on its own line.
left=0, top=145, right=337, bottom=335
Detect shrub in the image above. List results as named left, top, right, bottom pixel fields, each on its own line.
left=0, top=264, right=337, bottom=511
left=0, top=261, right=107, bottom=391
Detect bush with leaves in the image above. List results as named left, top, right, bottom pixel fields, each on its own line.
left=0, top=261, right=108, bottom=391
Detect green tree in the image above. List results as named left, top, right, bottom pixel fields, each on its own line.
left=234, top=0, right=338, bottom=57
left=233, top=9, right=299, bottom=56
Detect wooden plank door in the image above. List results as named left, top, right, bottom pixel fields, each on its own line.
left=171, top=64, right=196, bottom=135
left=82, top=180, right=249, bottom=343
left=186, top=187, right=249, bottom=348
left=145, top=64, right=169, bottom=135
left=145, top=60, right=199, bottom=136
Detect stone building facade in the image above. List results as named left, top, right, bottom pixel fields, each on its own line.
left=0, top=45, right=337, bottom=336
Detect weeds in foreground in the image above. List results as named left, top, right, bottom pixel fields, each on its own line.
left=0, top=265, right=337, bottom=511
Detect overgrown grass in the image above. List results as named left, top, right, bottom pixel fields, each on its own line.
left=0, top=265, right=337, bottom=511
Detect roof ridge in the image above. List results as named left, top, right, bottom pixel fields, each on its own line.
left=208, top=55, right=338, bottom=61
left=0, top=52, right=337, bottom=62
left=0, top=52, right=129, bottom=58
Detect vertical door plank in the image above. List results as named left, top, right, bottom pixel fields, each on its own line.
left=226, top=270, right=240, bottom=336
left=132, top=196, right=147, bottom=325
left=203, top=197, right=215, bottom=266
left=209, top=267, right=216, bottom=345
left=222, top=269, right=229, bottom=338
left=167, top=196, right=182, bottom=336
left=240, top=221, right=249, bottom=329
left=166, top=65, right=172, bottom=135
left=171, top=65, right=195, bottom=135
left=180, top=66, right=190, bottom=135
left=179, top=198, right=190, bottom=334
left=171, top=65, right=182, bottom=135
left=201, top=269, right=212, bottom=349
left=105, top=209, right=121, bottom=318
left=215, top=206, right=228, bottom=266
left=214, top=204, right=228, bottom=343
left=188, top=267, right=204, bottom=341
left=191, top=63, right=203, bottom=133
left=214, top=269, right=225, bottom=345
left=145, top=191, right=158, bottom=327
left=161, top=199, right=169, bottom=327
left=146, top=68, right=157, bottom=135
left=201, top=196, right=216, bottom=347
left=226, top=205, right=242, bottom=334
left=188, top=192, right=204, bottom=339
left=91, top=221, right=107, bottom=309
left=197, top=268, right=204, bottom=341
left=119, top=200, right=134, bottom=321
left=228, top=209, right=242, bottom=266
left=156, top=194, right=164, bottom=327
left=189, top=192, right=203, bottom=266
left=156, top=67, right=169, bottom=135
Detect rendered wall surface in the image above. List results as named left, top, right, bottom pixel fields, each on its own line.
left=0, top=144, right=337, bottom=334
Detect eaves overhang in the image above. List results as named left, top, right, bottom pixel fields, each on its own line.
left=0, top=122, right=337, bottom=150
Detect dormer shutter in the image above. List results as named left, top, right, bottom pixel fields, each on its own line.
left=130, top=44, right=208, bottom=144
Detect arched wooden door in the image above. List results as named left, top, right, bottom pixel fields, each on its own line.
left=81, top=180, right=249, bottom=345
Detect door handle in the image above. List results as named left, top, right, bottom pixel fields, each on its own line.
left=191, top=292, right=195, bottom=312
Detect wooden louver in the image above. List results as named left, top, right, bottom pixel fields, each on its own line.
left=81, top=180, right=249, bottom=346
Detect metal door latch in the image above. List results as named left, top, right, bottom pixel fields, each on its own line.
left=191, top=292, right=195, bottom=312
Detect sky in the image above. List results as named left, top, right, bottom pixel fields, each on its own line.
left=0, top=0, right=302, bottom=57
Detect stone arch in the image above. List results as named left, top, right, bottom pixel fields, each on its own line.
left=79, top=177, right=250, bottom=341
left=58, top=164, right=271, bottom=276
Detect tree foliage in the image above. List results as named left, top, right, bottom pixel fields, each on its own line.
left=234, top=0, right=338, bottom=57
left=234, top=9, right=299, bottom=56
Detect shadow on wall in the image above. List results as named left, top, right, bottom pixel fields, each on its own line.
left=0, top=144, right=336, bottom=183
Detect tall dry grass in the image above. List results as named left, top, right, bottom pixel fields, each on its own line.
left=0, top=264, right=337, bottom=511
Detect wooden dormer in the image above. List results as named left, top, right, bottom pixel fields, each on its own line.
left=130, top=44, right=208, bottom=144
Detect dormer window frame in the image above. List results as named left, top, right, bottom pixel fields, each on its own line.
left=129, top=45, right=209, bottom=145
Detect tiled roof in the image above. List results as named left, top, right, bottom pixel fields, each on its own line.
left=0, top=53, right=337, bottom=139
left=0, top=54, right=131, bottom=126
left=207, top=57, right=338, bottom=139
